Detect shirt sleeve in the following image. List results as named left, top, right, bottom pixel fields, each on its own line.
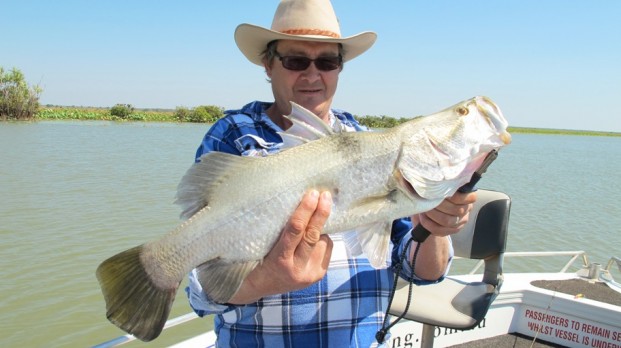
left=186, top=269, right=232, bottom=316
left=194, top=117, right=243, bottom=161
left=391, top=218, right=454, bottom=284
left=194, top=112, right=283, bottom=160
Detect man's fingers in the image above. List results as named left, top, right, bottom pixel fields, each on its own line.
left=290, top=190, right=321, bottom=235
left=275, top=190, right=321, bottom=258
left=304, top=191, right=332, bottom=244
left=296, top=191, right=332, bottom=259
left=275, top=190, right=332, bottom=260
left=319, top=235, right=334, bottom=270
left=431, top=192, right=476, bottom=220
left=415, top=191, right=477, bottom=236
left=446, top=191, right=477, bottom=207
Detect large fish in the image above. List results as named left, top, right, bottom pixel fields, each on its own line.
left=96, top=96, right=511, bottom=341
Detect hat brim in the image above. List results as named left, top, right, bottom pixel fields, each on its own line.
left=235, top=23, right=377, bottom=66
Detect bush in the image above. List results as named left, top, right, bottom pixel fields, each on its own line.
left=174, top=105, right=224, bottom=123
left=0, top=67, right=42, bottom=120
left=357, top=115, right=408, bottom=128
left=110, top=103, right=134, bottom=118
left=174, top=106, right=191, bottom=122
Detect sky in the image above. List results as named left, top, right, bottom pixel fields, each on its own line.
left=2, top=0, right=620, bottom=132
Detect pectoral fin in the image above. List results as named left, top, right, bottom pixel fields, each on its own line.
left=343, top=188, right=406, bottom=269
left=343, top=222, right=392, bottom=269
left=196, top=259, right=260, bottom=304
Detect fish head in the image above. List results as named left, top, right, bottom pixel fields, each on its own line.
left=396, top=96, right=511, bottom=200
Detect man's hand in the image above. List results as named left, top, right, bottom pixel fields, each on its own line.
left=410, top=191, right=477, bottom=280
left=412, top=191, right=477, bottom=236
left=228, top=190, right=334, bottom=304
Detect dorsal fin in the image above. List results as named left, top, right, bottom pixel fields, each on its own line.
left=175, top=152, right=262, bottom=219
left=278, top=102, right=335, bottom=150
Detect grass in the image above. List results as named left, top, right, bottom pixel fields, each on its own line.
left=507, top=126, right=621, bottom=137
left=36, top=106, right=177, bottom=122
left=31, top=106, right=621, bottom=137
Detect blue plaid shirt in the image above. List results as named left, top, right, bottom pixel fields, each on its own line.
left=186, top=101, right=452, bottom=348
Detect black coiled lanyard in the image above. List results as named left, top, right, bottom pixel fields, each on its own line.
left=375, top=236, right=422, bottom=344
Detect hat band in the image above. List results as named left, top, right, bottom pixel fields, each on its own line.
left=279, top=28, right=341, bottom=38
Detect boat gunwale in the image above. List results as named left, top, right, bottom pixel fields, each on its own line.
left=92, top=250, right=620, bottom=348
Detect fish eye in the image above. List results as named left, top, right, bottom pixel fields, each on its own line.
left=456, top=106, right=469, bottom=116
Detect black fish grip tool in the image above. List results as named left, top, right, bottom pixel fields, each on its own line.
left=411, top=149, right=499, bottom=243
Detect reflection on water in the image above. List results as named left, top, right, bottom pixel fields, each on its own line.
left=1, top=122, right=619, bottom=346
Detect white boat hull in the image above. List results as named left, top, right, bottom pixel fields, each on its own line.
left=386, top=272, right=621, bottom=347
left=94, top=253, right=621, bottom=348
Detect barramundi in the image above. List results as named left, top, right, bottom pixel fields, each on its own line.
left=96, top=96, right=511, bottom=341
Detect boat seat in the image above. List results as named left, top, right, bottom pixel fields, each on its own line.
left=388, top=189, right=510, bottom=344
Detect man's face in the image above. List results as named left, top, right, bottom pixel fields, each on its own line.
left=265, top=40, right=341, bottom=120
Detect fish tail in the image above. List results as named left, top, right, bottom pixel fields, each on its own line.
left=96, top=245, right=178, bottom=342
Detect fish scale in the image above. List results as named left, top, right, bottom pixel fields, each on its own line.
left=96, top=96, right=511, bottom=341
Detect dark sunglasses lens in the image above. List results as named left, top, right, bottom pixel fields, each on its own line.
left=315, top=57, right=341, bottom=71
left=280, top=56, right=342, bottom=71
left=282, top=57, right=311, bottom=71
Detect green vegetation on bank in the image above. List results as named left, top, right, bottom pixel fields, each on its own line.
left=2, top=66, right=227, bottom=123
left=3, top=66, right=619, bottom=137
left=355, top=115, right=621, bottom=136
left=36, top=106, right=176, bottom=122
left=35, top=104, right=224, bottom=123
left=504, top=126, right=621, bottom=137
left=31, top=106, right=621, bottom=137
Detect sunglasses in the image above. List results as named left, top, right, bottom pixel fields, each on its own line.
left=275, top=52, right=343, bottom=71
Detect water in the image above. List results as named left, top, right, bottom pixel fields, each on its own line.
left=479, top=133, right=621, bottom=272
left=1, top=122, right=620, bottom=347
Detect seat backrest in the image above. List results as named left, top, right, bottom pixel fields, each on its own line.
left=452, top=189, right=510, bottom=259
left=451, top=189, right=510, bottom=286
left=387, top=189, right=511, bottom=331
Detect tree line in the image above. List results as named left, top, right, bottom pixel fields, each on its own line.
left=1, top=66, right=408, bottom=127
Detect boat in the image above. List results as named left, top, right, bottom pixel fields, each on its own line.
left=93, top=190, right=621, bottom=348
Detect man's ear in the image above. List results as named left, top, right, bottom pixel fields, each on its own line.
left=264, top=60, right=273, bottom=79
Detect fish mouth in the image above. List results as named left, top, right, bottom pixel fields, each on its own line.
left=500, top=131, right=512, bottom=145
left=475, top=96, right=512, bottom=145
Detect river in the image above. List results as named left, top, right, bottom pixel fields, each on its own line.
left=1, top=121, right=619, bottom=347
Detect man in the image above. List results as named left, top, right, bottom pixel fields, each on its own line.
left=187, top=0, right=476, bottom=346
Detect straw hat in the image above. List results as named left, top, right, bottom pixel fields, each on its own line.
left=235, top=0, right=377, bottom=66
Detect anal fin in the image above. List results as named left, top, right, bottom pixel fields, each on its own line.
left=196, top=259, right=260, bottom=303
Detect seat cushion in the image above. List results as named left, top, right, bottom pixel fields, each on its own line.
left=388, top=277, right=496, bottom=329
